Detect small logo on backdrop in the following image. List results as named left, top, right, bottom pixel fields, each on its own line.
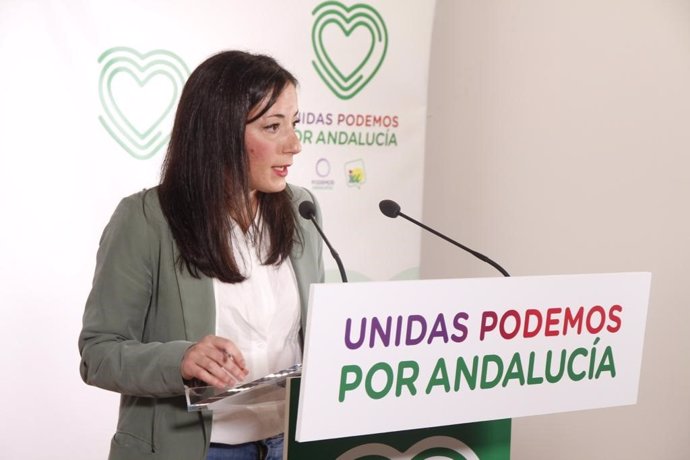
left=98, top=47, right=190, bottom=160
left=337, top=436, right=480, bottom=460
left=311, top=1, right=388, bottom=100
left=345, top=159, right=366, bottom=187
left=312, top=158, right=335, bottom=190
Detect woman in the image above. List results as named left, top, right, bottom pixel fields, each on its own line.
left=79, top=50, right=324, bottom=460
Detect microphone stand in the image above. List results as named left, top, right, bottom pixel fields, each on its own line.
left=397, top=210, right=510, bottom=278
left=306, top=215, right=348, bottom=283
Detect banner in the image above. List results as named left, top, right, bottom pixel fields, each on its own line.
left=297, top=272, right=651, bottom=441
left=291, top=0, right=436, bottom=281
left=0, top=1, right=436, bottom=458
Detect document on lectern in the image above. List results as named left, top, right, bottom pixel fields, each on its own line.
left=185, top=363, right=302, bottom=411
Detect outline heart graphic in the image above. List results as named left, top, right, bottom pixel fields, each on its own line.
left=98, top=47, right=189, bottom=160
left=311, top=1, right=388, bottom=100
left=336, top=435, right=480, bottom=460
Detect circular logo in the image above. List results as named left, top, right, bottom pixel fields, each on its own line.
left=316, top=158, right=332, bottom=177
left=337, top=436, right=480, bottom=460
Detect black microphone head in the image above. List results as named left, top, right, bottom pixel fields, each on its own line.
left=299, top=201, right=317, bottom=220
left=379, top=199, right=401, bottom=218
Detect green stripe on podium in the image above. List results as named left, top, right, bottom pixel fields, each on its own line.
left=286, top=377, right=511, bottom=459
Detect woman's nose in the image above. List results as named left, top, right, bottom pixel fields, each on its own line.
left=285, top=128, right=301, bottom=154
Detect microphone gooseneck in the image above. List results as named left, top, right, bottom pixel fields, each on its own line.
left=298, top=201, right=348, bottom=282
left=378, top=199, right=510, bottom=277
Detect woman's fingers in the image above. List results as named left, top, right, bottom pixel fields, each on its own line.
left=181, top=335, right=250, bottom=388
left=193, top=362, right=233, bottom=389
left=215, top=338, right=249, bottom=376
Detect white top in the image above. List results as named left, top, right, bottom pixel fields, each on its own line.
left=210, top=219, right=301, bottom=445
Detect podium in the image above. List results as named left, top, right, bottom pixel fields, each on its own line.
left=190, top=272, right=651, bottom=459
left=285, top=377, right=511, bottom=459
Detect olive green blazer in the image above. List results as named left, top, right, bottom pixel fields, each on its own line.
left=79, top=184, right=324, bottom=460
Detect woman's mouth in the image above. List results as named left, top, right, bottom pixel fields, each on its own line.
left=273, top=165, right=289, bottom=177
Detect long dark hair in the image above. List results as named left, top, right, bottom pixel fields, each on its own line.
left=159, top=50, right=299, bottom=283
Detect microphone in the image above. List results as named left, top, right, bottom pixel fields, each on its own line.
left=379, top=199, right=510, bottom=277
left=299, top=201, right=348, bottom=282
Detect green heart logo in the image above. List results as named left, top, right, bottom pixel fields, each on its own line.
left=98, top=47, right=189, bottom=160
left=311, top=1, right=388, bottom=100
left=336, top=436, right=480, bottom=460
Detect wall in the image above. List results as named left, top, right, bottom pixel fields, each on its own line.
left=423, top=1, right=690, bottom=458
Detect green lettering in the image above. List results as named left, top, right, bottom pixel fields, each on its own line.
left=365, top=362, right=394, bottom=400
left=454, top=356, right=478, bottom=391
left=527, top=351, right=544, bottom=384
left=339, top=365, right=362, bottom=402
left=480, top=354, right=503, bottom=389
left=502, top=352, right=526, bottom=387
left=596, top=346, right=616, bottom=378
left=396, top=361, right=419, bottom=397
left=425, top=358, right=450, bottom=394
left=567, top=347, right=587, bottom=381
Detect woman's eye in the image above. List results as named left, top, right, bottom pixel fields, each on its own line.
left=265, top=123, right=280, bottom=132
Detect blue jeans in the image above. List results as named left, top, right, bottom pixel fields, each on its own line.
left=206, top=434, right=284, bottom=460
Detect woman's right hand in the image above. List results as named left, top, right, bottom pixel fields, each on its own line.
left=180, top=335, right=249, bottom=389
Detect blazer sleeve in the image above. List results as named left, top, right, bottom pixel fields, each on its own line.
left=78, top=193, right=192, bottom=398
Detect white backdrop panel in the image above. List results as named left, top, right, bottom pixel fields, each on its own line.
left=0, top=1, right=435, bottom=458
